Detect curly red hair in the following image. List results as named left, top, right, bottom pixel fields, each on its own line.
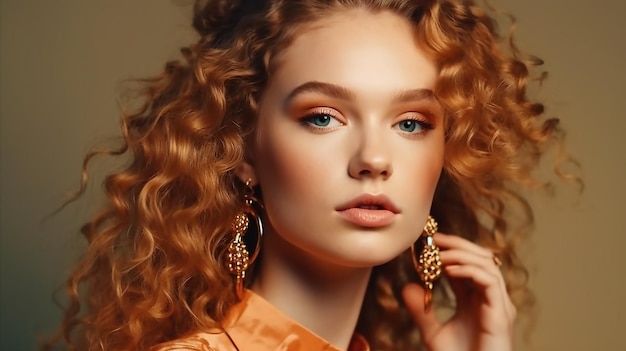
left=45, top=0, right=567, bottom=350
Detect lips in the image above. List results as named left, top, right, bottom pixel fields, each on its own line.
left=335, top=194, right=400, bottom=227
left=335, top=194, right=400, bottom=214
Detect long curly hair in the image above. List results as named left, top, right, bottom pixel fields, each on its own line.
left=45, top=0, right=567, bottom=350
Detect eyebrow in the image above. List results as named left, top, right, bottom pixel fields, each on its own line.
left=284, top=81, right=436, bottom=105
left=285, top=81, right=355, bottom=103
left=392, top=88, right=435, bottom=103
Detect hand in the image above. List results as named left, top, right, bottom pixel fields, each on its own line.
left=402, top=233, right=516, bottom=351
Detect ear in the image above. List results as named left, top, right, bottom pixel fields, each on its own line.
left=234, top=161, right=259, bottom=187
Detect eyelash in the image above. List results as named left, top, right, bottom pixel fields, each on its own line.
left=299, top=109, right=435, bottom=135
left=393, top=115, right=434, bottom=135
left=299, top=108, right=343, bottom=131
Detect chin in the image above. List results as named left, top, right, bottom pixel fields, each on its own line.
left=323, top=240, right=408, bottom=268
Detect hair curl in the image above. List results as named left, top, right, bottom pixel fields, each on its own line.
left=45, top=0, right=567, bottom=350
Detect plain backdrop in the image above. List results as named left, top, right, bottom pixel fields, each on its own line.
left=1, top=0, right=625, bottom=350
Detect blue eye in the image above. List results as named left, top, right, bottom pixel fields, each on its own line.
left=398, top=120, right=420, bottom=133
left=309, top=114, right=332, bottom=127
left=394, top=118, right=432, bottom=134
left=301, top=112, right=342, bottom=129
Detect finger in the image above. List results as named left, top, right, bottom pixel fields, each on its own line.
left=445, top=266, right=514, bottom=321
left=402, top=283, right=441, bottom=340
left=434, top=233, right=494, bottom=259
left=439, top=249, right=512, bottom=312
left=444, top=265, right=508, bottom=313
left=440, top=249, right=501, bottom=275
left=434, top=234, right=516, bottom=321
left=447, top=264, right=517, bottom=334
left=436, top=235, right=505, bottom=291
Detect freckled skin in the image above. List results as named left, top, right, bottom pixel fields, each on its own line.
left=245, top=9, right=445, bottom=269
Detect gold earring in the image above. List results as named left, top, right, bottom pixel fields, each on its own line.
left=227, top=179, right=263, bottom=299
left=411, top=215, right=442, bottom=313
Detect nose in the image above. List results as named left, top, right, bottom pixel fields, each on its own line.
left=347, top=131, right=393, bottom=180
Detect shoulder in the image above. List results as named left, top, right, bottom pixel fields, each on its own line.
left=151, top=332, right=235, bottom=351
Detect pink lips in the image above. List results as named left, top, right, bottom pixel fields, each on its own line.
left=335, top=194, right=400, bottom=228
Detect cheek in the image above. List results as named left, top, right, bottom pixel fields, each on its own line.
left=257, top=132, right=323, bottom=194
left=400, top=137, right=445, bottom=217
left=420, top=146, right=444, bottom=190
left=405, top=135, right=444, bottom=181
left=253, top=126, right=335, bottom=225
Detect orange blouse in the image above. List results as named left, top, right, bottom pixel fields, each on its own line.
left=154, top=290, right=370, bottom=351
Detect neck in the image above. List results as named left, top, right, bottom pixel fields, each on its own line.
left=251, top=230, right=372, bottom=350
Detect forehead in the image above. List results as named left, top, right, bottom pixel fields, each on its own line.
left=268, top=9, right=438, bottom=96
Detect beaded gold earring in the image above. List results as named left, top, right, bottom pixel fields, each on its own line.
left=227, top=179, right=263, bottom=299
left=410, top=215, right=442, bottom=312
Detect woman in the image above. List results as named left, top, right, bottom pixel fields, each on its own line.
left=48, top=0, right=564, bottom=350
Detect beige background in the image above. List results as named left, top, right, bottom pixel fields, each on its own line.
left=1, top=0, right=624, bottom=350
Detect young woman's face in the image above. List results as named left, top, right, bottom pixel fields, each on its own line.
left=249, top=9, right=444, bottom=267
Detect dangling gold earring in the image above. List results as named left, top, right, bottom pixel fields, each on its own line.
left=227, top=178, right=263, bottom=299
left=411, top=215, right=442, bottom=312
